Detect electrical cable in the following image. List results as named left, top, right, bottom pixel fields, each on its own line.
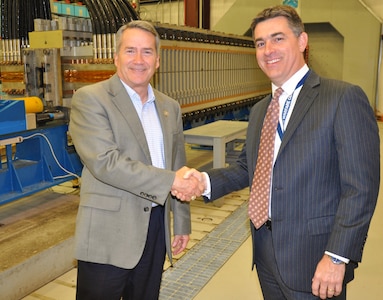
left=89, top=0, right=109, bottom=35
left=15, top=0, right=21, bottom=61
left=102, top=0, right=119, bottom=59
left=41, top=0, right=52, bottom=20
left=35, top=0, right=42, bottom=20
left=99, top=0, right=113, bottom=34
left=3, top=0, right=10, bottom=42
left=28, top=0, right=35, bottom=36
left=120, top=0, right=140, bottom=21
left=19, top=0, right=27, bottom=47
left=1, top=0, right=9, bottom=62
left=83, top=0, right=103, bottom=59
left=1, top=0, right=7, bottom=40
left=104, top=0, right=119, bottom=33
left=110, top=0, right=131, bottom=28
left=23, top=133, right=81, bottom=180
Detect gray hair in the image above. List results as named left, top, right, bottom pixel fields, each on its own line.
left=115, top=20, right=160, bottom=54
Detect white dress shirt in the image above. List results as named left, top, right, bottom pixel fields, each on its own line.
left=121, top=81, right=165, bottom=207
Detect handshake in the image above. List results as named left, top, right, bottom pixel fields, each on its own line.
left=171, top=166, right=207, bottom=201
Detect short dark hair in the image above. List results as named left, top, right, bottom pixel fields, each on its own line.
left=250, top=5, right=305, bottom=38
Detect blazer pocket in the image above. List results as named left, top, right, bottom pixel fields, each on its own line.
left=307, top=215, right=334, bottom=236
left=80, top=193, right=122, bottom=211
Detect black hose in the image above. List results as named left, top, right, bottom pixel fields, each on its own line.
left=84, top=0, right=106, bottom=59
left=113, top=0, right=131, bottom=24
left=7, top=0, right=13, bottom=39
left=104, top=0, right=120, bottom=33
left=19, top=0, right=26, bottom=41
left=27, top=0, right=36, bottom=35
left=1, top=0, right=9, bottom=39
left=119, top=0, right=140, bottom=21
left=99, top=0, right=114, bottom=34
left=32, top=0, right=39, bottom=23
left=1, top=0, right=6, bottom=39
left=10, top=0, right=19, bottom=40
left=110, top=0, right=130, bottom=29
left=41, top=0, right=52, bottom=20
left=91, top=0, right=110, bottom=34
left=84, top=0, right=102, bottom=34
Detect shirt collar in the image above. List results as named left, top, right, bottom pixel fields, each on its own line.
left=272, top=64, right=310, bottom=96
left=120, top=80, right=156, bottom=104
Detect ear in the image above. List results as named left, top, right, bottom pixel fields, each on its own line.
left=156, top=56, right=160, bottom=69
left=114, top=52, right=119, bottom=68
left=298, top=32, right=308, bottom=52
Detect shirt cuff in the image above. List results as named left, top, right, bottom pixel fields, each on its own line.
left=202, top=172, right=211, bottom=199
left=325, top=251, right=350, bottom=264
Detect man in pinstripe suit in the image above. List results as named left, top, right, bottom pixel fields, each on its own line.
left=175, top=5, right=380, bottom=300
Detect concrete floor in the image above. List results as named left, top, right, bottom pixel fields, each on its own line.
left=1, top=123, right=382, bottom=300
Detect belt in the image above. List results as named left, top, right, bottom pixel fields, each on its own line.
left=265, top=220, right=272, bottom=231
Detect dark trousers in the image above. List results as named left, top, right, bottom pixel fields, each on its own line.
left=76, top=206, right=166, bottom=300
left=253, top=224, right=346, bottom=300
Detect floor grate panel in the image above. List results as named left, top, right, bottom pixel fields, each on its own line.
left=160, top=201, right=250, bottom=299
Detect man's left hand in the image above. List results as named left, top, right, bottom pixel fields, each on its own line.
left=311, top=255, right=346, bottom=299
left=172, top=235, right=190, bottom=255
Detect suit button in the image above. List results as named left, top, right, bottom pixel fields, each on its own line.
left=144, top=207, right=150, bottom=212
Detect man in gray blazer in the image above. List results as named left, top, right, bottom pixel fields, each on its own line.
left=177, top=5, right=380, bottom=300
left=69, top=21, right=202, bottom=300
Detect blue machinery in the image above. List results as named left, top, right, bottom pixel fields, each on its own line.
left=0, top=99, right=82, bottom=205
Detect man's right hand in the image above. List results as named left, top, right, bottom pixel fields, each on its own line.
left=171, top=166, right=206, bottom=201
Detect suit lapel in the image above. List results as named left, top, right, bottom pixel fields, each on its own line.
left=278, top=72, right=320, bottom=154
left=248, top=96, right=271, bottom=172
left=107, top=74, right=152, bottom=163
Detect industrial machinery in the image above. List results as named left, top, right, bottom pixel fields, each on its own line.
left=0, top=0, right=86, bottom=204
left=0, top=0, right=271, bottom=204
left=0, top=109, right=83, bottom=205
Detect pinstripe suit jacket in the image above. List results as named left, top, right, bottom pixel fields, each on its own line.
left=69, top=74, right=191, bottom=269
left=206, top=71, right=380, bottom=291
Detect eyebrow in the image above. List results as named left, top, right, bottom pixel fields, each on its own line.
left=254, top=31, right=285, bottom=43
left=123, top=46, right=154, bottom=51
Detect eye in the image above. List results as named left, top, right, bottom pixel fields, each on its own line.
left=273, top=36, right=284, bottom=44
left=126, top=48, right=136, bottom=55
left=143, top=49, right=154, bottom=56
left=255, top=41, right=265, bottom=49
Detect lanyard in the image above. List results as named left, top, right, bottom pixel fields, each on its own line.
left=277, top=70, right=311, bottom=140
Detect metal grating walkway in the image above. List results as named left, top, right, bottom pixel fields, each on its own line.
left=160, top=201, right=250, bottom=299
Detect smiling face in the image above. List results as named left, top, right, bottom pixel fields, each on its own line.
left=114, top=27, right=160, bottom=99
left=253, top=16, right=308, bottom=87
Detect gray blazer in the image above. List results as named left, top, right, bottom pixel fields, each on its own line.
left=206, top=71, right=380, bottom=291
left=69, top=74, right=191, bottom=269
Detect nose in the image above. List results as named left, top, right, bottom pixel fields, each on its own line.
left=133, top=52, right=144, bottom=62
left=264, top=40, right=274, bottom=55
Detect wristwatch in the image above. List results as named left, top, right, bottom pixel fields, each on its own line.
left=329, top=255, right=345, bottom=265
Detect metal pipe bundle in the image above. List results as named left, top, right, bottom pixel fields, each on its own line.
left=1, top=0, right=52, bottom=64
left=83, top=0, right=139, bottom=61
